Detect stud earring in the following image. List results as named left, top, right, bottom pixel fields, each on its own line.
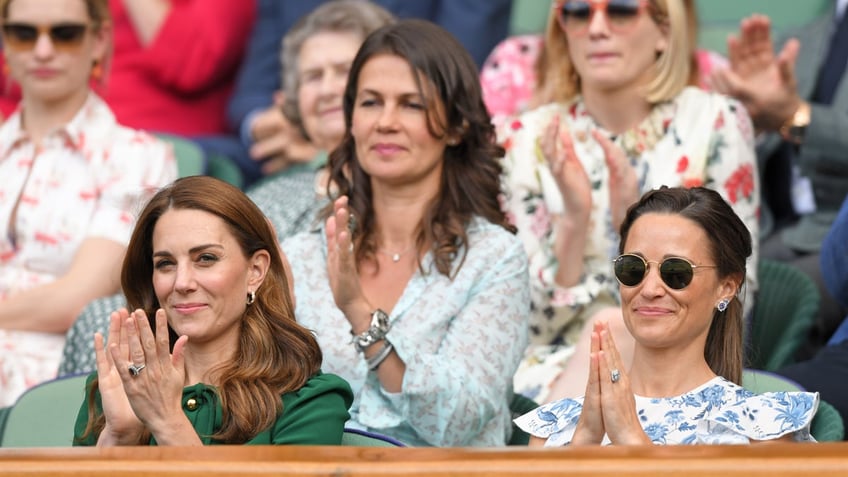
left=246, top=290, right=256, bottom=305
left=716, top=298, right=730, bottom=313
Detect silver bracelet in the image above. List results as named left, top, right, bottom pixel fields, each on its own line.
left=366, top=340, right=394, bottom=371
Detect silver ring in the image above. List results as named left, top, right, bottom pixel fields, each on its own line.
left=610, top=369, right=621, bottom=383
left=128, top=363, right=146, bottom=377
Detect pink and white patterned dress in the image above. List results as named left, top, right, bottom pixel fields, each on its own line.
left=0, top=93, right=176, bottom=407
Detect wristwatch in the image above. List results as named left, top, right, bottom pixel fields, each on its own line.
left=351, top=308, right=390, bottom=353
left=779, top=101, right=811, bottom=145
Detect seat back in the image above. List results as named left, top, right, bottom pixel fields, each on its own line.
left=156, top=133, right=205, bottom=178
left=742, top=369, right=844, bottom=442
left=696, top=0, right=831, bottom=55
left=0, top=374, right=88, bottom=447
left=58, top=293, right=125, bottom=377
left=508, top=393, right=539, bottom=446
left=749, top=259, right=820, bottom=371
left=341, top=428, right=406, bottom=447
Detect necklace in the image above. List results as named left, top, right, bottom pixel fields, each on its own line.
left=377, top=244, right=416, bottom=262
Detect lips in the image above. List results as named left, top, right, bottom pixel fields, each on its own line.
left=172, top=303, right=207, bottom=314
left=633, top=305, right=674, bottom=316
left=372, top=143, right=406, bottom=155
left=31, top=68, right=59, bottom=78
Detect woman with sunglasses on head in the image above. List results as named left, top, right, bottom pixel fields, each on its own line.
left=500, top=0, right=759, bottom=404
left=0, top=0, right=175, bottom=407
left=516, top=186, right=817, bottom=446
left=283, top=20, right=530, bottom=446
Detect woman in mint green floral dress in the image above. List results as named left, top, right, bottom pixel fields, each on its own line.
left=516, top=187, right=817, bottom=446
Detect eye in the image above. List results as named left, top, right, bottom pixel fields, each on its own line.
left=403, top=100, right=425, bottom=110
left=154, top=259, right=174, bottom=270
left=358, top=98, right=378, bottom=108
left=197, top=253, right=218, bottom=264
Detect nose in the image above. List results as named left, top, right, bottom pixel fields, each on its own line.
left=32, top=32, right=56, bottom=58
left=173, top=262, right=197, bottom=294
left=587, top=6, right=612, bottom=37
left=376, top=102, right=399, bottom=131
left=638, top=263, right=667, bottom=298
left=319, top=69, right=345, bottom=98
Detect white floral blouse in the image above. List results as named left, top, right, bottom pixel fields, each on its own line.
left=515, top=377, right=818, bottom=446
left=283, top=218, right=530, bottom=447
left=0, top=93, right=176, bottom=407
left=500, top=87, right=760, bottom=348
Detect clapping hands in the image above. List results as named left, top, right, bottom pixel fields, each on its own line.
left=571, top=320, right=649, bottom=446
left=94, top=308, right=188, bottom=445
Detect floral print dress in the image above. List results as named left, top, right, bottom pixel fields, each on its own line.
left=500, top=87, right=759, bottom=402
left=515, top=376, right=818, bottom=445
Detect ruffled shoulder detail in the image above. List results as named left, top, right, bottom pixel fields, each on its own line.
left=513, top=397, right=585, bottom=447
left=698, top=390, right=819, bottom=443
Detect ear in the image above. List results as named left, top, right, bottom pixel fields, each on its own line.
left=716, top=272, right=742, bottom=304
left=247, top=249, right=271, bottom=291
left=90, top=21, right=112, bottom=66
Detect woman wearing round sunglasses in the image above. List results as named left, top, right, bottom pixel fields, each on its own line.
left=516, top=186, right=817, bottom=446
left=0, top=0, right=175, bottom=407
left=500, top=0, right=760, bottom=403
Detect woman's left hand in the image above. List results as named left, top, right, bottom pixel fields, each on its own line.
left=325, top=196, right=371, bottom=330
left=595, top=323, right=650, bottom=445
left=108, top=309, right=188, bottom=436
left=592, top=131, right=639, bottom=232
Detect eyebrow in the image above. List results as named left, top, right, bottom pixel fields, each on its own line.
left=152, top=243, right=224, bottom=257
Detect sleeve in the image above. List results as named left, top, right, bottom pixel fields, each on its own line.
left=381, top=235, right=530, bottom=446
left=87, top=132, right=177, bottom=245
left=703, top=97, right=761, bottom=312
left=72, top=373, right=102, bottom=446
left=138, top=0, right=256, bottom=94
left=697, top=391, right=819, bottom=443
left=271, top=372, right=354, bottom=445
left=432, top=0, right=512, bottom=68
left=227, top=0, right=287, bottom=135
left=500, top=110, right=617, bottom=344
left=513, top=396, right=585, bottom=447
left=820, top=197, right=848, bottom=308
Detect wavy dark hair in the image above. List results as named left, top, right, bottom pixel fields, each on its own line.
left=322, top=19, right=514, bottom=277
left=82, top=176, right=322, bottom=443
left=618, top=186, right=752, bottom=384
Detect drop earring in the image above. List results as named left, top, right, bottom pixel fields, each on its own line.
left=246, top=290, right=256, bottom=305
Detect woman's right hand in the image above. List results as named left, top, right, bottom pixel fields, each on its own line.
left=325, top=196, right=371, bottom=331
left=540, top=114, right=592, bottom=220
left=94, top=309, right=145, bottom=446
left=571, top=321, right=606, bottom=445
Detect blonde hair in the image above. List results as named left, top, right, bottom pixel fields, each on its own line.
left=538, top=0, right=692, bottom=104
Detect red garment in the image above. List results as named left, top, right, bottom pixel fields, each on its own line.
left=104, top=0, right=256, bottom=135
left=1, top=1, right=255, bottom=134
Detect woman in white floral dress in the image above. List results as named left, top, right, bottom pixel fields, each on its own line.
left=517, top=187, right=817, bottom=445
left=500, top=0, right=759, bottom=403
left=0, top=0, right=175, bottom=406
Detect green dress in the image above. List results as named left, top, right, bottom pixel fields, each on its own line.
left=73, top=371, right=352, bottom=445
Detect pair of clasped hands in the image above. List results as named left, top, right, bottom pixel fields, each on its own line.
left=94, top=308, right=189, bottom=445
left=569, top=321, right=651, bottom=446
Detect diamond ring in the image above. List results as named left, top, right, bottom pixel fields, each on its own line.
left=128, top=363, right=146, bottom=377
left=610, top=369, right=621, bottom=383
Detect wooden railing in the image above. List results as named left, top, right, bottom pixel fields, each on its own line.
left=1, top=443, right=846, bottom=476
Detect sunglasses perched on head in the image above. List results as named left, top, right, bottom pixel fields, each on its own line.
left=1, top=22, right=90, bottom=52
left=613, top=254, right=716, bottom=290
left=553, top=0, right=650, bottom=35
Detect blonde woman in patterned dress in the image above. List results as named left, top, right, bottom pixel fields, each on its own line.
left=500, top=0, right=759, bottom=403
left=0, top=0, right=175, bottom=406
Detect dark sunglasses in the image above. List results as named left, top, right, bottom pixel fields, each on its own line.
left=1, top=23, right=89, bottom=52
left=553, top=0, right=649, bottom=35
left=613, top=254, right=716, bottom=290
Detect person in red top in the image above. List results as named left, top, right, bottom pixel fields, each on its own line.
left=1, top=0, right=255, bottom=136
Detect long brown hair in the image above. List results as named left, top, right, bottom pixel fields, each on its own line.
left=83, top=176, right=322, bottom=443
left=323, top=19, right=514, bottom=277
left=618, top=187, right=751, bottom=384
